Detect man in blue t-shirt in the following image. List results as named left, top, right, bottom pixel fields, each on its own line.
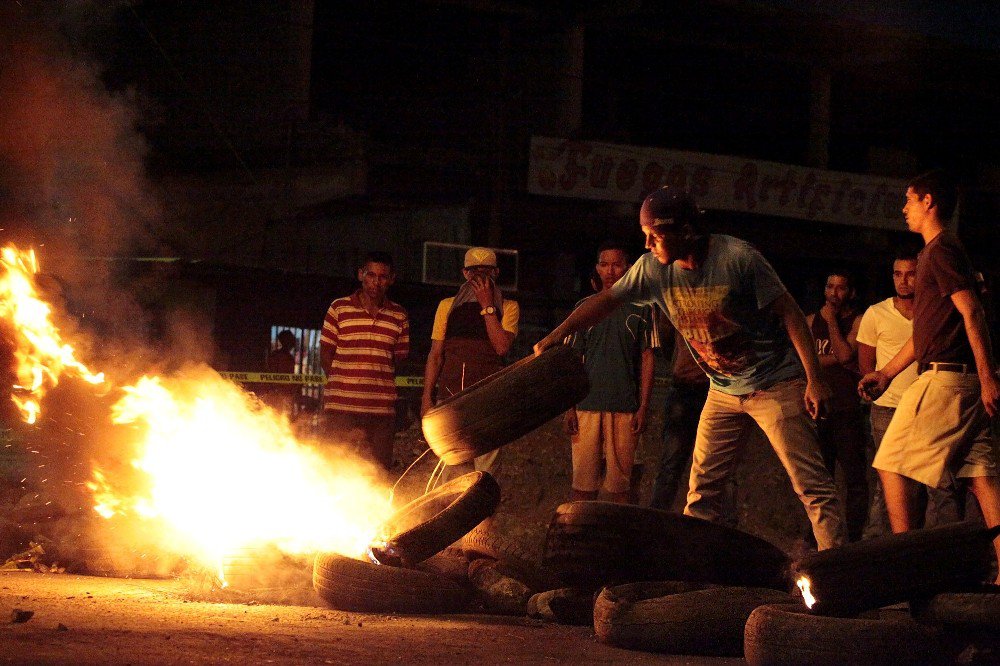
left=535, top=187, right=846, bottom=550
left=564, top=240, right=655, bottom=504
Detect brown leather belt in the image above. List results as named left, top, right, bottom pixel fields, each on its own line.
left=918, top=362, right=973, bottom=374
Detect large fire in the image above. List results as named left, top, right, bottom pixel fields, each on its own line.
left=2, top=244, right=393, bottom=577
left=93, top=369, right=393, bottom=566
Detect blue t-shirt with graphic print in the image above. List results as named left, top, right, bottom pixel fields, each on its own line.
left=609, top=234, right=802, bottom=395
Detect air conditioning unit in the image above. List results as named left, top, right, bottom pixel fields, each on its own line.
left=422, top=242, right=518, bottom=292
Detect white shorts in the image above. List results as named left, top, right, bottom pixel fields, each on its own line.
left=873, top=368, right=998, bottom=488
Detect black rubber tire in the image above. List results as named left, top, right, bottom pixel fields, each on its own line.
left=414, top=546, right=471, bottom=585
left=910, top=586, right=1000, bottom=628
left=595, top=584, right=794, bottom=656
left=744, top=602, right=944, bottom=665
left=313, top=551, right=469, bottom=614
left=526, top=587, right=596, bottom=626
left=421, top=346, right=589, bottom=465
left=542, top=501, right=791, bottom=590
left=467, top=558, right=533, bottom=616
left=378, top=471, right=500, bottom=566
left=461, top=522, right=550, bottom=592
left=792, top=521, right=1000, bottom=616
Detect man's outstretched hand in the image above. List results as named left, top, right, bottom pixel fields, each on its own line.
left=533, top=333, right=561, bottom=356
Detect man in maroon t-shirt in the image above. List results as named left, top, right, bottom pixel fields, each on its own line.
left=860, top=170, right=1000, bottom=582
left=807, top=271, right=865, bottom=541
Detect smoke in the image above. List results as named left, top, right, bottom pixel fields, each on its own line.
left=0, top=2, right=166, bottom=342
left=0, top=2, right=222, bottom=370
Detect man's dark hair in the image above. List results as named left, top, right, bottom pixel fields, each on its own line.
left=596, top=239, right=630, bottom=262
left=362, top=251, right=394, bottom=272
left=827, top=268, right=855, bottom=290
left=277, top=330, right=296, bottom=349
left=892, top=248, right=919, bottom=264
left=908, top=169, right=958, bottom=222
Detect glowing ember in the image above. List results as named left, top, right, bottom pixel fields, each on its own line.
left=0, top=244, right=105, bottom=422
left=93, top=367, right=393, bottom=569
left=796, top=575, right=816, bottom=608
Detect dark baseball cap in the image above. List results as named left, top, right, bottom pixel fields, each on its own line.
left=640, top=187, right=700, bottom=229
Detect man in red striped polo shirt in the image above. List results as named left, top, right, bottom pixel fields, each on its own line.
left=320, top=252, right=409, bottom=470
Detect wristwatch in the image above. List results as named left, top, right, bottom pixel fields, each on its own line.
left=480, top=306, right=496, bottom=316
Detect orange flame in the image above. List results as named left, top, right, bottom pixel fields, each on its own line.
left=796, top=575, right=816, bottom=608
left=91, top=367, right=393, bottom=569
left=3, top=244, right=393, bottom=577
left=0, top=245, right=105, bottom=422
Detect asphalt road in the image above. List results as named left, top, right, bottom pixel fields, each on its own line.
left=0, top=570, right=741, bottom=665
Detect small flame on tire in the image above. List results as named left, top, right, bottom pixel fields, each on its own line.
left=796, top=575, right=816, bottom=609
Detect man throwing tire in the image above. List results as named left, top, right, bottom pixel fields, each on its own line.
left=535, top=187, right=846, bottom=550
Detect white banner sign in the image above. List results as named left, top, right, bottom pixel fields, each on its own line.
left=527, top=136, right=908, bottom=230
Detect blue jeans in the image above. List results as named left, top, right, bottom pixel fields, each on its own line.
left=863, top=403, right=967, bottom=539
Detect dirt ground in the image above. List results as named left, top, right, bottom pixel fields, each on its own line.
left=0, top=570, right=744, bottom=665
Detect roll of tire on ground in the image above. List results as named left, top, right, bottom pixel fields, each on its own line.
left=744, top=602, right=944, bottom=665
left=421, top=345, right=589, bottom=465
left=910, top=585, right=1000, bottom=629
left=792, top=521, right=1000, bottom=616
left=542, top=501, right=790, bottom=590
left=594, top=582, right=793, bottom=656
left=313, top=551, right=469, bottom=614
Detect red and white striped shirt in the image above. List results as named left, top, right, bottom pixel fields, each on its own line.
left=320, top=291, right=409, bottom=415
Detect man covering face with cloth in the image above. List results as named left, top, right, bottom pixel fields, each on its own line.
left=422, top=247, right=520, bottom=479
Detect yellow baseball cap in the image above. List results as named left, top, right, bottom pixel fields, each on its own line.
left=464, top=247, right=497, bottom=268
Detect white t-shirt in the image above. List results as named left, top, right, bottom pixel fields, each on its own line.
left=856, top=297, right=919, bottom=407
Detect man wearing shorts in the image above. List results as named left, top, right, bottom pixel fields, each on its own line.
left=859, top=170, right=1000, bottom=581
left=563, top=240, right=655, bottom=503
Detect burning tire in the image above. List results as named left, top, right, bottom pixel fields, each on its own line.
left=377, top=471, right=500, bottom=566
left=421, top=346, right=589, bottom=465
left=526, top=587, right=595, bottom=626
left=313, top=552, right=469, bottom=614
left=542, top=501, right=791, bottom=590
left=744, top=603, right=943, bottom=665
left=792, top=522, right=1000, bottom=616
left=594, top=582, right=791, bottom=656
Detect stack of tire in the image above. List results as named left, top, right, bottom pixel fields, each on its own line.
left=314, top=346, right=590, bottom=615
left=313, top=471, right=507, bottom=614
left=527, top=501, right=798, bottom=658
left=531, top=504, right=1000, bottom=662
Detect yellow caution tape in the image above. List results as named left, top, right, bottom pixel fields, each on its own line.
left=218, top=372, right=424, bottom=387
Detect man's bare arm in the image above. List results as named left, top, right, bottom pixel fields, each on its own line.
left=421, top=339, right=445, bottom=415
left=769, top=292, right=829, bottom=418
left=951, top=288, right=999, bottom=417
left=534, top=290, right=623, bottom=355
left=857, top=342, right=876, bottom=376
